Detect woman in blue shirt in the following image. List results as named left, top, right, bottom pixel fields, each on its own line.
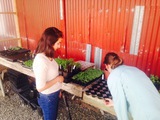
left=104, top=52, right=160, bottom=120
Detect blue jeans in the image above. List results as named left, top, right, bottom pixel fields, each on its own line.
left=38, top=90, right=60, bottom=120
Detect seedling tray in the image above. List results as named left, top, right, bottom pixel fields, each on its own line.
left=0, top=48, right=31, bottom=62
left=62, top=68, right=81, bottom=83
left=71, top=76, right=102, bottom=87
left=84, top=79, right=112, bottom=99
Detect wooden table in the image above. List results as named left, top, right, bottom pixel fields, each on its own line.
left=0, top=56, right=115, bottom=115
left=0, top=57, right=84, bottom=97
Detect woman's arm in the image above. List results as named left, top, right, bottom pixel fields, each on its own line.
left=33, top=55, right=64, bottom=93
left=108, top=73, right=129, bottom=120
left=103, top=69, right=110, bottom=79
left=37, top=75, right=64, bottom=92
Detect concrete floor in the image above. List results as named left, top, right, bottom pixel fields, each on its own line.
left=0, top=77, right=117, bottom=120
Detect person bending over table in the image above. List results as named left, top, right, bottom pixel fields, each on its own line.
left=33, top=27, right=64, bottom=120
left=104, top=52, right=160, bottom=120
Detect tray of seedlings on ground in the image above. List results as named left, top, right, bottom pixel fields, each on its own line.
left=18, top=84, right=39, bottom=110
left=71, top=68, right=103, bottom=86
left=55, top=58, right=81, bottom=83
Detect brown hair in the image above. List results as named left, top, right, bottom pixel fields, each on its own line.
left=35, top=27, right=63, bottom=58
left=103, top=52, right=123, bottom=69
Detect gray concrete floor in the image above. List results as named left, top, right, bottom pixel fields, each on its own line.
left=0, top=79, right=117, bottom=120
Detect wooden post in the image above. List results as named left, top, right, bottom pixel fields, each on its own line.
left=12, top=0, right=21, bottom=47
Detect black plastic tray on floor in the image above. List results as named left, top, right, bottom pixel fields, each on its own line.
left=18, top=88, right=39, bottom=110
left=7, top=69, right=29, bottom=89
left=11, top=83, right=30, bottom=93
left=30, top=99, right=39, bottom=110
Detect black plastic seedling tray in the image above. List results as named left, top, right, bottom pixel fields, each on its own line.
left=71, top=76, right=102, bottom=87
left=18, top=89, right=39, bottom=110
left=85, top=79, right=112, bottom=100
left=0, top=48, right=31, bottom=62
left=62, top=68, right=81, bottom=83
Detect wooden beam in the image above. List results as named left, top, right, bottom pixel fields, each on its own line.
left=12, top=0, right=21, bottom=47
left=0, top=12, right=16, bottom=14
left=0, top=38, right=20, bottom=42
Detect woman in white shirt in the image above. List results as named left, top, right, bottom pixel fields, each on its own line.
left=104, top=52, right=160, bottom=120
left=33, top=27, right=64, bottom=120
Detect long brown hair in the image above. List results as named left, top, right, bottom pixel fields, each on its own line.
left=35, top=27, right=63, bottom=58
left=103, top=52, right=123, bottom=69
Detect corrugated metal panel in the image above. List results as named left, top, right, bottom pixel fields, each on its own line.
left=0, top=0, right=14, bottom=12
left=94, top=47, right=102, bottom=69
left=15, top=0, right=160, bottom=76
left=0, top=39, right=19, bottom=51
left=16, top=0, right=62, bottom=52
left=65, top=0, right=160, bottom=76
left=0, top=0, right=20, bottom=50
left=136, top=0, right=160, bottom=76
left=0, top=14, right=17, bottom=39
left=67, top=41, right=86, bottom=61
left=0, top=0, right=17, bottom=39
left=86, top=44, right=91, bottom=62
left=130, top=6, right=144, bottom=55
left=144, top=0, right=160, bottom=75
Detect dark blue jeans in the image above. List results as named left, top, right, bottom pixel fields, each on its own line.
left=38, top=90, right=60, bottom=120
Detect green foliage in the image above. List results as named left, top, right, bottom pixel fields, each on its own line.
left=70, top=61, right=81, bottom=68
left=150, top=74, right=160, bottom=94
left=150, top=74, right=160, bottom=84
left=72, top=68, right=103, bottom=84
left=23, top=59, right=33, bottom=68
left=55, top=58, right=81, bottom=71
left=9, top=46, right=21, bottom=51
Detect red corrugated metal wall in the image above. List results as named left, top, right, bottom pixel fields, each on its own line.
left=16, top=0, right=160, bottom=76
left=16, top=0, right=66, bottom=57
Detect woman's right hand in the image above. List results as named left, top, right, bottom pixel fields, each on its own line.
left=104, top=98, right=114, bottom=107
left=37, top=75, right=64, bottom=92
left=56, top=75, right=64, bottom=83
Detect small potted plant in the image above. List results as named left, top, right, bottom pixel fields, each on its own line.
left=150, top=74, right=160, bottom=92
left=55, top=58, right=81, bottom=83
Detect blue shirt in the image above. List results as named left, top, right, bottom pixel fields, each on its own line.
left=108, top=65, right=160, bottom=120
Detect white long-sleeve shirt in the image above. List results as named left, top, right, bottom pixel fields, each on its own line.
left=108, top=65, right=160, bottom=120
left=33, top=53, right=62, bottom=94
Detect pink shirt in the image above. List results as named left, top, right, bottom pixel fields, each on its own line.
left=33, top=53, right=62, bottom=94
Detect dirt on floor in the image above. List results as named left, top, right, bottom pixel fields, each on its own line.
left=0, top=78, right=117, bottom=120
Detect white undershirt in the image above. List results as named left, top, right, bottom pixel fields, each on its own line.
left=33, top=53, right=62, bottom=94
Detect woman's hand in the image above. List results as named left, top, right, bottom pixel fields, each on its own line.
left=56, top=75, right=64, bottom=83
left=37, top=75, right=64, bottom=92
left=104, top=98, right=114, bottom=107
